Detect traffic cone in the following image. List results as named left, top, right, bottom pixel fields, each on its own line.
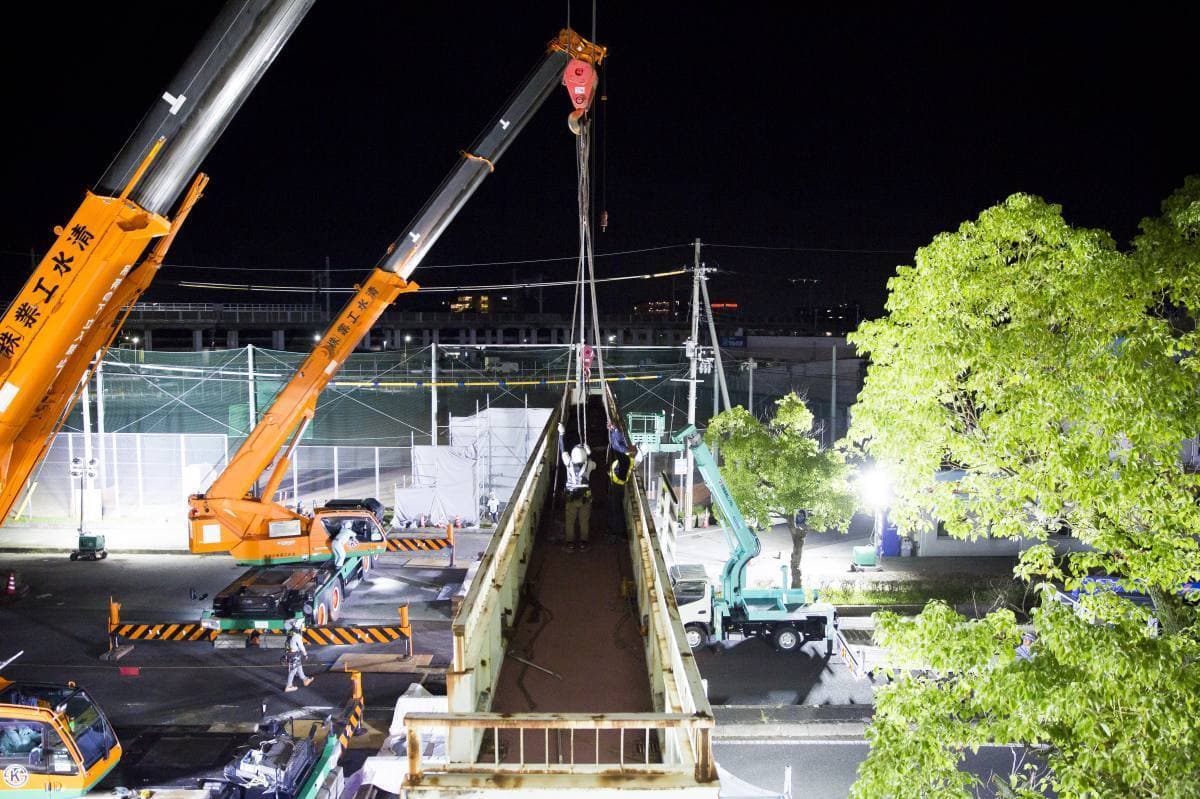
left=2, top=570, right=28, bottom=601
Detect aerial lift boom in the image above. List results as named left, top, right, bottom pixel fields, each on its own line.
left=0, top=0, right=315, bottom=527
left=188, top=30, right=606, bottom=566
left=672, top=425, right=838, bottom=653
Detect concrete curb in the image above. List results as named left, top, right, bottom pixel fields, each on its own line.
left=714, top=722, right=868, bottom=741
left=713, top=704, right=873, bottom=740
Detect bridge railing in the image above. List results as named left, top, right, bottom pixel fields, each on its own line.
left=404, top=394, right=717, bottom=794
left=403, top=711, right=713, bottom=780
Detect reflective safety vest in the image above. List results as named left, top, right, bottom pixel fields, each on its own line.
left=609, top=456, right=629, bottom=486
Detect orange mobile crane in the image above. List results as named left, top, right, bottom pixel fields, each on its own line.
left=0, top=0, right=315, bottom=534
left=190, top=30, right=606, bottom=632
left=0, top=4, right=313, bottom=797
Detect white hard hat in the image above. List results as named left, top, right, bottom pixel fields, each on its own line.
left=571, top=445, right=587, bottom=465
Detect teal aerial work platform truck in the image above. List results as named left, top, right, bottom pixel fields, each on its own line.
left=669, top=425, right=839, bottom=654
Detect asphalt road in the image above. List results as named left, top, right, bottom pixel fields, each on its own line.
left=1, top=550, right=1038, bottom=797
left=715, top=740, right=1029, bottom=799
left=0, top=552, right=457, bottom=726
left=696, top=635, right=878, bottom=707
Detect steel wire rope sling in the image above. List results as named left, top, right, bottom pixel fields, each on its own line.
left=561, top=101, right=612, bottom=442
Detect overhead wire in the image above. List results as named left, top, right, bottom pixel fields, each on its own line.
left=142, top=244, right=691, bottom=273
left=175, top=268, right=687, bottom=295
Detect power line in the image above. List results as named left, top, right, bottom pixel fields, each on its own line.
left=704, top=242, right=911, bottom=255
left=0, top=243, right=690, bottom=273
left=176, top=268, right=689, bottom=295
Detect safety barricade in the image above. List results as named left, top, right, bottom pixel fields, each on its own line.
left=337, top=671, right=368, bottom=749
left=387, top=526, right=455, bottom=566
left=105, top=599, right=413, bottom=654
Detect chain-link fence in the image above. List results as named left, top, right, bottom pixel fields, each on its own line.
left=13, top=343, right=855, bottom=525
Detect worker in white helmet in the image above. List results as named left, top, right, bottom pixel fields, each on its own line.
left=558, top=422, right=595, bottom=551
left=330, top=519, right=357, bottom=570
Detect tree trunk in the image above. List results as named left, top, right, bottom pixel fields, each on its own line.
left=787, top=515, right=807, bottom=588
left=1147, top=584, right=1194, bottom=636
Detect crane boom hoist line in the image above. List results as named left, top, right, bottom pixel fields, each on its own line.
left=188, top=30, right=606, bottom=565
left=0, top=0, right=315, bottom=527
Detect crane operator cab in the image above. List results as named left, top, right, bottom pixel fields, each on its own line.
left=315, top=497, right=387, bottom=573
left=0, top=680, right=120, bottom=797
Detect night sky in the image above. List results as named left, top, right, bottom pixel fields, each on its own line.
left=0, top=3, right=1195, bottom=321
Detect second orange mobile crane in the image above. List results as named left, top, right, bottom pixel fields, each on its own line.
left=192, top=29, right=606, bottom=632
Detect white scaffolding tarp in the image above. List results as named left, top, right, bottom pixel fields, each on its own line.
left=393, top=446, right=478, bottom=525
left=449, top=407, right=552, bottom=504
left=392, top=408, right=551, bottom=526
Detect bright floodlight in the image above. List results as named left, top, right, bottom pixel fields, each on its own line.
left=859, top=466, right=892, bottom=509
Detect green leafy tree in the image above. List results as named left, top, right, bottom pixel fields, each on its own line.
left=847, top=181, right=1200, bottom=797
left=705, top=392, right=856, bottom=587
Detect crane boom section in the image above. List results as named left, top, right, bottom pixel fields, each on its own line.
left=0, top=190, right=171, bottom=497
left=673, top=425, right=761, bottom=608
left=0, top=174, right=209, bottom=524
left=0, top=0, right=312, bottom=526
left=188, top=29, right=606, bottom=563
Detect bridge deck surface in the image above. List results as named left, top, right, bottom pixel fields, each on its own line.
left=487, top=402, right=657, bottom=764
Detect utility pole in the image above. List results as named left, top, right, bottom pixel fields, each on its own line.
left=743, top=357, right=757, bottom=417
left=684, top=238, right=702, bottom=531
left=830, top=342, right=838, bottom=448
left=698, top=268, right=731, bottom=413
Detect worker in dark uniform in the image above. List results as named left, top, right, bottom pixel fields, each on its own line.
left=606, top=422, right=641, bottom=542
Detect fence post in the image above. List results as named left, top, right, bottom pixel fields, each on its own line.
left=333, top=446, right=340, bottom=497
left=246, top=344, right=257, bottom=431
left=430, top=341, right=438, bottom=448
left=179, top=434, right=187, bottom=503
left=291, top=447, right=300, bottom=508
left=135, top=434, right=144, bottom=512
left=96, top=360, right=108, bottom=508
left=374, top=447, right=380, bottom=500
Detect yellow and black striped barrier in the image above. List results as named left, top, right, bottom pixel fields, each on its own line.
left=336, top=671, right=367, bottom=748
left=387, top=529, right=455, bottom=566
left=108, top=622, right=411, bottom=648
left=303, top=624, right=408, bottom=647
left=386, top=537, right=452, bottom=552
left=106, top=599, right=413, bottom=653
left=111, top=621, right=214, bottom=642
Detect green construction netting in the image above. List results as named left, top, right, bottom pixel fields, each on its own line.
left=68, top=345, right=709, bottom=448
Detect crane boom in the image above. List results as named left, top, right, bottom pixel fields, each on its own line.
left=672, top=425, right=762, bottom=609
left=0, top=0, right=314, bottom=525
left=188, top=30, right=606, bottom=564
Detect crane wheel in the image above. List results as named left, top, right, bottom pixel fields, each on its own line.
left=315, top=600, right=329, bottom=627
left=330, top=583, right=343, bottom=621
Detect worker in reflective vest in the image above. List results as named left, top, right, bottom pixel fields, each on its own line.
left=558, top=422, right=595, bottom=551
left=606, top=423, right=643, bottom=542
